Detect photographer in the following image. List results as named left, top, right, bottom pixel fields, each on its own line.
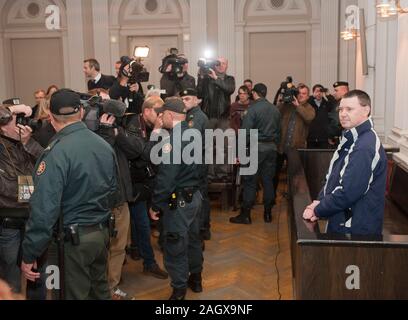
left=118, top=97, right=169, bottom=280
left=307, top=84, right=335, bottom=149
left=197, top=57, right=236, bottom=120
left=0, top=103, right=44, bottom=298
left=160, top=52, right=195, bottom=99
left=96, top=99, right=149, bottom=299
left=274, top=83, right=315, bottom=195
left=109, top=56, right=145, bottom=114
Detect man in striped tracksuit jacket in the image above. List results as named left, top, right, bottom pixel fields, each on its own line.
left=303, top=90, right=387, bottom=236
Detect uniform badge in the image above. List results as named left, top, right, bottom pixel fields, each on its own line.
left=188, top=120, right=194, bottom=128
left=36, top=161, right=46, bottom=176
left=162, top=143, right=172, bottom=154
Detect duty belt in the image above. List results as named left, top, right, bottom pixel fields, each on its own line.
left=0, top=217, right=26, bottom=230
left=63, top=221, right=108, bottom=243
left=169, top=188, right=198, bottom=210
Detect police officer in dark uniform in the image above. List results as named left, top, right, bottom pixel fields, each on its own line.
left=230, top=83, right=281, bottom=224
left=149, top=97, right=203, bottom=300
left=328, top=81, right=350, bottom=146
left=21, top=89, right=118, bottom=300
left=180, top=88, right=211, bottom=241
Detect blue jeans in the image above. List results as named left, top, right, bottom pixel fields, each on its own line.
left=0, top=227, right=21, bottom=293
left=0, top=225, right=48, bottom=299
left=129, top=202, right=157, bottom=268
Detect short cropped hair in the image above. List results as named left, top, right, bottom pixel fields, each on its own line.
left=297, top=83, right=310, bottom=95
left=84, top=59, right=100, bottom=72
left=343, top=89, right=371, bottom=108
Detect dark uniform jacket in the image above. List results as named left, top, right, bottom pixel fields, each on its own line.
left=0, top=135, right=43, bottom=210
left=160, top=73, right=196, bottom=99
left=186, top=106, right=209, bottom=134
left=87, top=74, right=116, bottom=91
left=197, top=74, right=236, bottom=119
left=109, top=79, right=144, bottom=114
left=151, top=122, right=201, bottom=213
left=22, top=122, right=118, bottom=263
left=242, top=98, right=281, bottom=149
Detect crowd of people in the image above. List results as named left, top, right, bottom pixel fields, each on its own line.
left=0, top=51, right=387, bottom=300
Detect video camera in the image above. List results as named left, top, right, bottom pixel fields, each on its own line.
left=79, top=93, right=127, bottom=132
left=197, top=58, right=221, bottom=76
left=158, top=48, right=188, bottom=76
left=279, top=76, right=299, bottom=104
left=120, top=56, right=150, bottom=84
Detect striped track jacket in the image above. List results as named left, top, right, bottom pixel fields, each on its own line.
left=315, top=119, right=387, bottom=235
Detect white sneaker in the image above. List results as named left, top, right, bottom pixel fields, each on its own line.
left=112, top=288, right=129, bottom=300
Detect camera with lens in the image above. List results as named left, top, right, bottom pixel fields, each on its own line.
left=16, top=114, right=42, bottom=131
left=80, top=94, right=127, bottom=132
left=279, top=76, right=299, bottom=104
left=159, top=48, right=188, bottom=77
left=120, top=56, right=150, bottom=85
left=197, top=58, right=221, bottom=77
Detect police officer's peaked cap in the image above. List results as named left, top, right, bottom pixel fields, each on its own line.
left=333, top=81, right=349, bottom=88
left=252, top=83, right=268, bottom=97
left=50, top=89, right=81, bottom=115
left=179, top=88, right=198, bottom=97
left=157, top=97, right=186, bottom=115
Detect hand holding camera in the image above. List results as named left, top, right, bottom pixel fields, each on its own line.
left=208, top=68, right=218, bottom=80
left=15, top=124, right=33, bottom=145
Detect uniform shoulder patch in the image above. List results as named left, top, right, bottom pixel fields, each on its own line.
left=36, top=161, right=47, bottom=176
left=162, top=143, right=172, bottom=154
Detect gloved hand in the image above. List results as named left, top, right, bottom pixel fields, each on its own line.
left=8, top=105, right=33, bottom=117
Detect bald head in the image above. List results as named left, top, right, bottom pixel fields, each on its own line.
left=216, top=57, right=228, bottom=74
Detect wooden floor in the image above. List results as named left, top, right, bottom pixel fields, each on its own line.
left=120, top=191, right=293, bottom=300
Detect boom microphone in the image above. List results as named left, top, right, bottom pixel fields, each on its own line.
left=102, top=99, right=127, bottom=118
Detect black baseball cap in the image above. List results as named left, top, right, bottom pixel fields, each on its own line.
left=157, top=97, right=186, bottom=114
left=333, top=81, right=349, bottom=88
left=252, top=83, right=268, bottom=97
left=50, top=89, right=81, bottom=115
left=180, top=88, right=198, bottom=97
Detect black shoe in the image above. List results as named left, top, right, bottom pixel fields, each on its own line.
left=143, top=264, right=168, bottom=280
left=230, top=208, right=252, bottom=225
left=169, top=288, right=187, bottom=300
left=264, top=208, right=272, bottom=223
left=200, top=229, right=211, bottom=241
left=188, top=273, right=203, bottom=293
left=229, top=215, right=252, bottom=224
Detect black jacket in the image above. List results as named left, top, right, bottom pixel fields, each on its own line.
left=98, top=125, right=146, bottom=204
left=88, top=74, right=116, bottom=91
left=109, top=79, right=144, bottom=114
left=307, top=96, right=334, bottom=143
left=197, top=74, right=235, bottom=119
left=160, top=72, right=196, bottom=99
